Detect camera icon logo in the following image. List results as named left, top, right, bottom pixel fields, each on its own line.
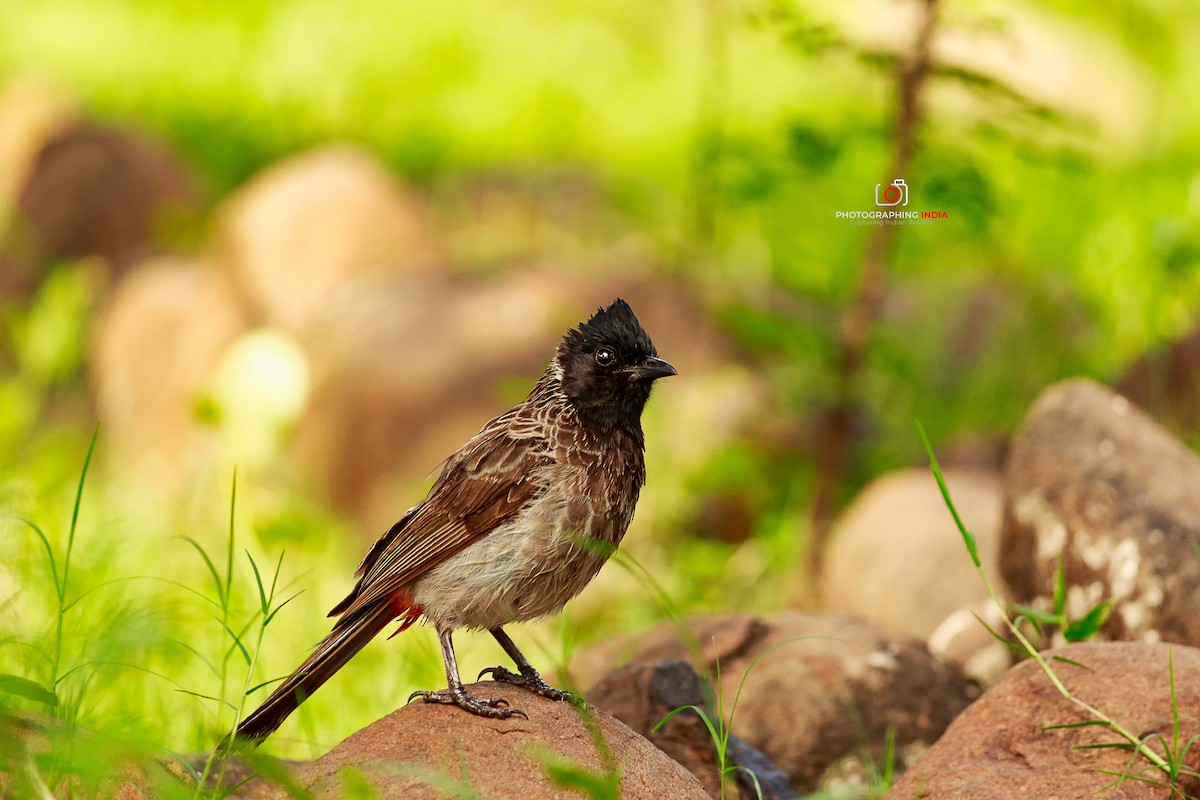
left=875, top=179, right=908, bottom=207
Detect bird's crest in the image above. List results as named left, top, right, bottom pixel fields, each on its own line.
left=561, top=298, right=655, bottom=357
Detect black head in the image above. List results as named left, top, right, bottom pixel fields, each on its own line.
left=556, top=299, right=676, bottom=428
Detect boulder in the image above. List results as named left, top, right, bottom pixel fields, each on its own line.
left=821, top=467, right=1003, bottom=642
left=1117, top=325, right=1200, bottom=437
left=886, top=642, right=1200, bottom=799
left=292, top=268, right=735, bottom=529
left=587, top=659, right=796, bottom=800
left=89, top=257, right=250, bottom=470
left=7, top=120, right=193, bottom=282
left=241, top=681, right=708, bottom=799
left=0, top=80, right=79, bottom=297
left=568, top=612, right=977, bottom=794
left=214, top=145, right=444, bottom=337
left=1001, top=378, right=1200, bottom=646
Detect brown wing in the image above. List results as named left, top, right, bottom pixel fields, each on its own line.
left=329, top=407, right=553, bottom=622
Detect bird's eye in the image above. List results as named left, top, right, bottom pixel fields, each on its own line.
left=594, top=348, right=615, bottom=367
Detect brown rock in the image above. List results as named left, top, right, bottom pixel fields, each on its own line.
left=243, top=681, right=709, bottom=799
left=6, top=120, right=193, bottom=283
left=568, top=612, right=977, bottom=794
left=90, top=257, right=250, bottom=469
left=886, top=642, right=1200, bottom=799
left=587, top=659, right=796, bottom=800
left=1001, top=378, right=1200, bottom=646
left=292, top=268, right=738, bottom=529
left=214, top=145, right=444, bottom=336
left=821, top=467, right=1003, bottom=642
left=1117, top=326, right=1200, bottom=436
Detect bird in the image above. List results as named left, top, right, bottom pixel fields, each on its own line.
left=228, top=298, right=676, bottom=746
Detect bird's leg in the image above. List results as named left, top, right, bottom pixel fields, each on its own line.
left=478, top=626, right=575, bottom=702
left=409, top=627, right=522, bottom=719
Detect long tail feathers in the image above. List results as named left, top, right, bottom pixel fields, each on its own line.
left=223, top=602, right=396, bottom=749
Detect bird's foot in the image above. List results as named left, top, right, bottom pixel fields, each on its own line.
left=407, top=686, right=525, bottom=719
left=478, top=665, right=577, bottom=703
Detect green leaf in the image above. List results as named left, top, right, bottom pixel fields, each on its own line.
left=215, top=617, right=252, bottom=667
left=178, top=536, right=225, bottom=605
left=263, top=591, right=303, bottom=627
left=972, top=612, right=1031, bottom=657
left=7, top=515, right=62, bottom=601
left=1040, top=719, right=1113, bottom=731
left=246, top=550, right=268, bottom=616
left=246, top=675, right=290, bottom=695
left=916, top=420, right=979, bottom=566
left=0, top=673, right=58, bottom=706
left=174, top=688, right=238, bottom=711
left=1011, top=603, right=1058, bottom=626
left=1064, top=600, right=1113, bottom=642
left=1048, top=654, right=1094, bottom=671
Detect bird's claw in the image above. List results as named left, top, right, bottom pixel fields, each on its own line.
left=478, top=665, right=575, bottom=702
left=407, top=687, right=522, bottom=719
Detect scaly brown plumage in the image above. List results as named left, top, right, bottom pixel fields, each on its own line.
left=228, top=298, right=675, bottom=746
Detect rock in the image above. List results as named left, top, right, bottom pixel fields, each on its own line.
left=243, top=681, right=709, bottom=799
left=292, top=269, right=577, bottom=525
left=587, top=659, right=797, bottom=800
left=926, top=600, right=1013, bottom=686
left=0, top=81, right=77, bottom=298
left=821, top=467, right=1003, bottom=642
left=214, top=145, right=444, bottom=337
left=1117, top=326, right=1200, bottom=436
left=886, top=641, right=1200, bottom=799
left=292, top=267, right=738, bottom=529
left=89, top=257, right=250, bottom=470
left=567, top=612, right=977, bottom=794
left=1001, top=378, right=1200, bottom=646
left=7, top=120, right=193, bottom=281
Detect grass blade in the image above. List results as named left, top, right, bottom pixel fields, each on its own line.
left=215, top=617, right=252, bottom=667
left=916, top=420, right=979, bottom=566
left=5, top=515, right=62, bottom=601
left=0, top=673, right=58, bottom=706
left=246, top=550, right=268, bottom=616
left=177, top=536, right=225, bottom=604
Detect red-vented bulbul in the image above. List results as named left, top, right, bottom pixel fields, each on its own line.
left=230, top=298, right=675, bottom=745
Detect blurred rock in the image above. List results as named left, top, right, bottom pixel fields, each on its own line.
left=293, top=267, right=738, bottom=529
left=90, top=257, right=250, bottom=470
left=241, top=681, right=708, bottom=800
left=214, top=145, right=445, bottom=336
left=1001, top=378, right=1200, bottom=646
left=1117, top=325, right=1200, bottom=437
left=568, top=612, right=977, bottom=795
left=4, top=116, right=193, bottom=289
left=886, top=642, right=1200, bottom=799
left=821, top=467, right=1007, bottom=677
left=587, top=659, right=796, bottom=800
left=440, top=169, right=610, bottom=268
left=0, top=80, right=77, bottom=297
left=926, top=600, right=1013, bottom=686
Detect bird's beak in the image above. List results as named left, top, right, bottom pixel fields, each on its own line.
left=628, top=356, right=678, bottom=382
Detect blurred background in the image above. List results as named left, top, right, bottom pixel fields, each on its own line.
left=2, top=0, right=1200, bottom=768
